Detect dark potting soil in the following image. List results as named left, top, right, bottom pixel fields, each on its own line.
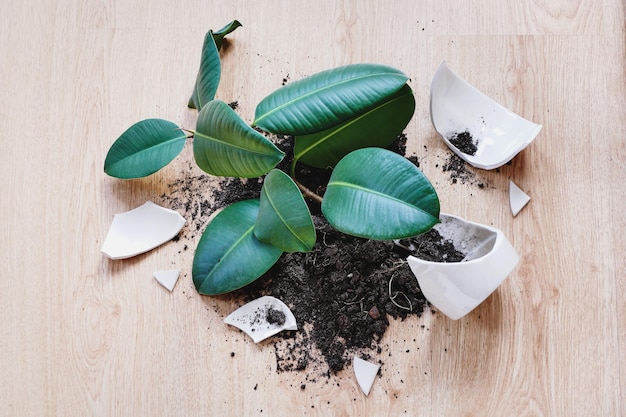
left=448, top=130, right=477, bottom=155
left=442, top=153, right=485, bottom=188
left=162, top=129, right=467, bottom=378
left=266, top=306, right=286, bottom=326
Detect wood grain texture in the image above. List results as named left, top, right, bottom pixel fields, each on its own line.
left=1, top=0, right=624, bottom=416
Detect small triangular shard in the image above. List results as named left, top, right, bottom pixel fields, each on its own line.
left=154, top=269, right=180, bottom=291
left=509, top=180, right=531, bottom=216
left=353, top=356, right=380, bottom=396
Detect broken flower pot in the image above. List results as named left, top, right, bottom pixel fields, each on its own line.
left=430, top=60, right=542, bottom=170
left=407, top=213, right=519, bottom=320
left=101, top=201, right=186, bottom=259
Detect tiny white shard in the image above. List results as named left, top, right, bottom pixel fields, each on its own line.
left=224, top=296, right=297, bottom=343
left=154, top=269, right=180, bottom=292
left=509, top=180, right=531, bottom=216
left=353, top=356, right=380, bottom=396
left=101, top=201, right=186, bottom=259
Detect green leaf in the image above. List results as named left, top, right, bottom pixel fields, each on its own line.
left=294, top=84, right=415, bottom=169
left=321, top=148, right=440, bottom=239
left=193, top=100, right=285, bottom=177
left=193, top=199, right=283, bottom=295
left=104, top=119, right=186, bottom=179
left=253, top=63, right=409, bottom=136
left=254, top=169, right=316, bottom=252
left=188, top=30, right=221, bottom=110
left=212, top=20, right=242, bottom=50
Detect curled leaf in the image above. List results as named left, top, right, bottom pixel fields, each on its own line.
left=213, top=20, right=242, bottom=50
left=188, top=30, right=221, bottom=110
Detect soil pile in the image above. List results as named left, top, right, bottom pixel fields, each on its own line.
left=163, top=133, right=466, bottom=378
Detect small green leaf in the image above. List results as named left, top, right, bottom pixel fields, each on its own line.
left=255, top=169, right=316, bottom=252
left=188, top=30, right=221, bottom=110
left=193, top=100, right=285, bottom=177
left=294, top=84, right=415, bottom=169
left=193, top=199, right=282, bottom=295
left=322, top=148, right=440, bottom=239
left=212, top=20, right=242, bottom=50
left=104, top=119, right=186, bottom=179
left=253, top=63, right=409, bottom=136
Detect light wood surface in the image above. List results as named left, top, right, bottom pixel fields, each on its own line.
left=1, top=1, right=624, bottom=416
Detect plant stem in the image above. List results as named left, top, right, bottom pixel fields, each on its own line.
left=180, top=127, right=195, bottom=139
left=291, top=158, right=324, bottom=204
left=294, top=179, right=323, bottom=204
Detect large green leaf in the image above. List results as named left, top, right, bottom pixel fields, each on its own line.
left=104, top=119, right=186, bottom=179
left=188, top=30, right=221, bottom=110
left=253, top=63, right=409, bottom=136
left=254, top=169, right=316, bottom=252
left=193, top=199, right=283, bottom=295
left=193, top=100, right=285, bottom=177
left=212, top=19, right=242, bottom=50
left=294, top=84, right=415, bottom=169
left=321, top=148, right=440, bottom=239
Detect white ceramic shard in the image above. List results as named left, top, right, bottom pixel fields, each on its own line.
left=509, top=180, right=531, bottom=216
left=407, top=213, right=519, bottom=320
left=224, top=296, right=297, bottom=343
left=353, top=356, right=379, bottom=396
left=154, top=269, right=180, bottom=291
left=101, top=201, right=186, bottom=260
left=430, top=61, right=542, bottom=170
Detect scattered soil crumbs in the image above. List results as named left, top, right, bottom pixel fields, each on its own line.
left=447, top=130, right=477, bottom=155
left=160, top=123, right=466, bottom=379
left=160, top=166, right=263, bottom=239
left=441, top=153, right=485, bottom=188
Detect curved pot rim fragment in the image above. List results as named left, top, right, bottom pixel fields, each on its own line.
left=407, top=213, right=519, bottom=320
left=430, top=60, right=542, bottom=170
left=224, top=296, right=297, bottom=343
left=101, top=201, right=186, bottom=260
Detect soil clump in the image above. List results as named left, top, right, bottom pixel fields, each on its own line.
left=447, top=130, right=477, bottom=155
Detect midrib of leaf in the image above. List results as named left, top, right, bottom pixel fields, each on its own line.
left=254, top=73, right=406, bottom=126
left=326, top=181, right=433, bottom=216
left=109, top=133, right=186, bottom=169
left=206, top=224, right=255, bottom=281
left=293, top=91, right=408, bottom=161
left=193, top=131, right=280, bottom=157
left=262, top=186, right=308, bottom=247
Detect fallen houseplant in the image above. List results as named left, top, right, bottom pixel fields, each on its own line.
left=103, top=21, right=521, bottom=371
left=104, top=20, right=441, bottom=296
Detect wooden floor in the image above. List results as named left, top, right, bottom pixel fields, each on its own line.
left=1, top=1, right=624, bottom=415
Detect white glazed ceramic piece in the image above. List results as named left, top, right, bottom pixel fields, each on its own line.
left=509, top=180, right=531, bottom=216
left=154, top=269, right=180, bottom=292
left=407, top=213, right=519, bottom=320
left=101, top=201, right=186, bottom=259
left=353, top=356, right=380, bottom=396
left=224, top=296, right=297, bottom=343
left=430, top=61, right=542, bottom=170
